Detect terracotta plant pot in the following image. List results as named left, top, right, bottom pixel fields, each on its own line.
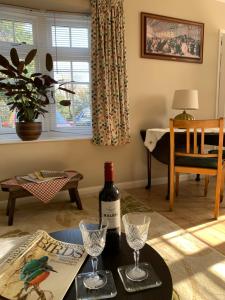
left=16, top=122, right=42, bottom=141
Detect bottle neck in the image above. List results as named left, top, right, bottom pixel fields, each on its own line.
left=104, top=161, right=114, bottom=183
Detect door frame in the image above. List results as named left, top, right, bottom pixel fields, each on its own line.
left=216, top=29, right=225, bottom=117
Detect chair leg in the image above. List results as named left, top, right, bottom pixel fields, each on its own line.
left=220, top=170, right=224, bottom=203
left=204, top=176, right=209, bottom=197
left=214, top=172, right=222, bottom=219
left=175, top=173, right=179, bottom=196
left=169, top=169, right=175, bottom=211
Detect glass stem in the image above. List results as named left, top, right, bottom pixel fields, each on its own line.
left=134, top=250, right=140, bottom=269
left=91, top=256, right=98, bottom=275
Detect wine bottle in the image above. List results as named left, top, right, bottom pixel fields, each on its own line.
left=99, top=161, right=121, bottom=253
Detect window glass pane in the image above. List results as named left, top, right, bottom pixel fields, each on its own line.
left=53, top=61, right=72, bottom=82
left=54, top=84, right=91, bottom=128
left=53, top=60, right=90, bottom=128
left=0, top=20, right=13, bottom=42
left=74, top=84, right=91, bottom=127
left=53, top=61, right=71, bottom=71
left=71, top=28, right=88, bottom=48
left=55, top=86, right=74, bottom=128
left=0, top=94, right=15, bottom=129
left=72, top=62, right=89, bottom=83
left=54, top=71, right=71, bottom=82
left=53, top=62, right=72, bottom=127
left=52, top=26, right=70, bottom=47
left=14, top=22, right=33, bottom=45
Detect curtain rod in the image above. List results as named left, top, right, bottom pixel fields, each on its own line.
left=0, top=2, right=90, bottom=16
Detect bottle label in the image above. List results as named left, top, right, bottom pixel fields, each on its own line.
left=101, top=200, right=121, bottom=229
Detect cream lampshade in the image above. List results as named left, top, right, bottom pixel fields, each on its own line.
left=172, top=89, right=199, bottom=120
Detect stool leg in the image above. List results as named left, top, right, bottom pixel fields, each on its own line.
left=69, top=188, right=83, bottom=210
left=8, top=195, right=16, bottom=226
left=6, top=200, right=9, bottom=216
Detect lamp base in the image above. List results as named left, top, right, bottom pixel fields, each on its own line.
left=174, top=110, right=194, bottom=120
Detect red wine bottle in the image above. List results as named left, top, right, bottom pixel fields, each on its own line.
left=99, top=161, right=121, bottom=253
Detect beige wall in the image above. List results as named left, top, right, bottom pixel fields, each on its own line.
left=1, top=0, right=225, bottom=199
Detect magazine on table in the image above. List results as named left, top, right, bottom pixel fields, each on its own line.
left=17, top=171, right=68, bottom=184
left=0, top=230, right=87, bottom=300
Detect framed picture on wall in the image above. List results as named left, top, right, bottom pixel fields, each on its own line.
left=141, top=12, right=204, bottom=63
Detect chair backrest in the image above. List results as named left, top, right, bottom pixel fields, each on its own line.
left=169, top=118, right=224, bottom=168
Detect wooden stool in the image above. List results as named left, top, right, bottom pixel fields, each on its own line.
left=0, top=172, right=83, bottom=226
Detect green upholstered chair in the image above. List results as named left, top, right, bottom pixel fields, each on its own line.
left=169, top=118, right=225, bottom=219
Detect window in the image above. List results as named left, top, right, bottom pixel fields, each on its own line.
left=0, top=20, right=33, bottom=44
left=48, top=17, right=91, bottom=134
left=0, top=6, right=91, bottom=138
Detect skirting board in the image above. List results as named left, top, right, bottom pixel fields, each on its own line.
left=78, top=174, right=193, bottom=196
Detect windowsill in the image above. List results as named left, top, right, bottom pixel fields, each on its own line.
left=0, top=132, right=92, bottom=144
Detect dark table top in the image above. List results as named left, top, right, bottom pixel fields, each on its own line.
left=50, top=229, right=173, bottom=300
left=140, top=129, right=224, bottom=165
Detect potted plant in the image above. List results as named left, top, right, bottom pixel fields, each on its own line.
left=0, top=48, right=74, bottom=141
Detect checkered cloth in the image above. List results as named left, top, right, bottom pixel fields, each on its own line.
left=1, top=171, right=79, bottom=203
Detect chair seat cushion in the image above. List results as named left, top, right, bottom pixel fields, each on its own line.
left=208, top=149, right=225, bottom=158
left=175, top=156, right=218, bottom=169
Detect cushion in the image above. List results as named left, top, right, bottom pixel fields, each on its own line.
left=208, top=149, right=225, bottom=158
left=175, top=156, right=218, bottom=169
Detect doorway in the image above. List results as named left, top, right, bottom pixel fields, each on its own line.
left=216, top=30, right=225, bottom=118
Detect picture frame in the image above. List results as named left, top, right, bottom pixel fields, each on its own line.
left=141, top=12, right=204, bottom=63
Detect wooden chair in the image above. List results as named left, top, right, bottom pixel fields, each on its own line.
left=169, top=118, right=224, bottom=219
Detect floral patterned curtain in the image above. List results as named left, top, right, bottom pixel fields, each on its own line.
left=90, top=0, right=130, bottom=146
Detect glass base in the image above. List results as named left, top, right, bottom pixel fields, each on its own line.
left=75, top=270, right=117, bottom=300
left=83, top=271, right=107, bottom=290
left=118, top=262, right=162, bottom=293
left=125, top=265, right=148, bottom=282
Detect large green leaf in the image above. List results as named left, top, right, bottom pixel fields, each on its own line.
left=34, top=77, right=43, bottom=88
left=10, top=48, right=20, bottom=67
left=46, top=53, right=53, bottom=72
left=0, top=69, right=16, bottom=78
left=59, top=100, right=71, bottom=106
left=43, top=75, right=57, bottom=85
left=24, top=49, right=37, bottom=65
left=0, top=54, right=10, bottom=68
left=18, top=61, right=25, bottom=75
left=30, top=72, right=42, bottom=77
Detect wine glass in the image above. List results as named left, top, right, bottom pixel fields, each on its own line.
left=122, top=213, right=151, bottom=281
left=79, top=219, right=108, bottom=289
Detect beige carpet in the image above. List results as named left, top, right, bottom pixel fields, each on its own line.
left=0, top=191, right=152, bottom=237
left=0, top=191, right=225, bottom=300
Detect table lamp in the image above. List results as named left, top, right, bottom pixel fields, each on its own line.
left=172, top=89, right=199, bottom=120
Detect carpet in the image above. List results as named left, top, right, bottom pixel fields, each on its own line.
left=0, top=191, right=225, bottom=300
left=0, top=191, right=152, bottom=237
